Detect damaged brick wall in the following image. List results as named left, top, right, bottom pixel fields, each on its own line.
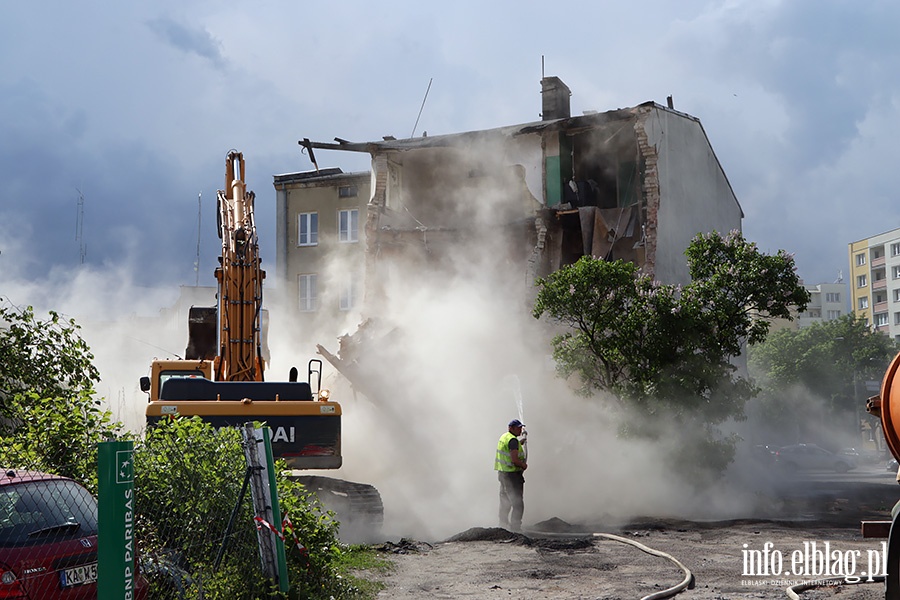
left=634, top=107, right=660, bottom=278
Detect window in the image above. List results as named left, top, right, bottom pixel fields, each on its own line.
left=895, top=289, right=900, bottom=303
left=825, top=292, right=841, bottom=303
left=856, top=253, right=867, bottom=266
left=827, top=310, right=841, bottom=319
left=892, top=242, right=900, bottom=257
left=895, top=312, right=900, bottom=326
left=298, top=274, right=317, bottom=311
left=298, top=213, right=318, bottom=246
left=858, top=297, right=869, bottom=310
left=0, top=479, right=98, bottom=545
left=338, top=185, right=358, bottom=198
left=875, top=313, right=888, bottom=327
left=894, top=266, right=900, bottom=280
left=339, top=275, right=358, bottom=311
left=339, top=209, right=359, bottom=243
left=857, top=274, right=867, bottom=288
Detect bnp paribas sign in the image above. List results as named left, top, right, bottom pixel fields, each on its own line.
left=98, top=440, right=136, bottom=600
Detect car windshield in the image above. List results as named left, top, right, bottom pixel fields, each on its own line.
left=0, top=479, right=98, bottom=546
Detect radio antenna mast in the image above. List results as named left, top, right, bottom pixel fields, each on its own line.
left=410, top=78, right=433, bottom=138
left=75, top=188, right=86, bottom=264
left=195, top=192, right=202, bottom=286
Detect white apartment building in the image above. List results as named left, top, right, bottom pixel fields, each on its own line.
left=796, top=282, right=846, bottom=329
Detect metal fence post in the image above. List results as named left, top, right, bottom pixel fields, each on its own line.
left=242, top=424, right=289, bottom=593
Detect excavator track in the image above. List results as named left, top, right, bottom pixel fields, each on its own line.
left=292, top=475, right=384, bottom=543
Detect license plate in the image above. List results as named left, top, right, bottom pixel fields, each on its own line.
left=60, top=563, right=97, bottom=587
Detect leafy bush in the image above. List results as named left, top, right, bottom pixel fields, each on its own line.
left=0, top=301, right=121, bottom=491
left=134, top=416, right=364, bottom=599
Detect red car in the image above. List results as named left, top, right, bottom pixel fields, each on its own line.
left=0, top=469, right=146, bottom=599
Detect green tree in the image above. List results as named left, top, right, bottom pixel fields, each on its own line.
left=532, top=231, right=808, bottom=477
left=0, top=299, right=120, bottom=488
left=533, top=231, right=808, bottom=418
left=748, top=314, right=899, bottom=441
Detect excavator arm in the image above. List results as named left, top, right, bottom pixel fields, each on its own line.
left=215, top=151, right=266, bottom=381
left=146, top=150, right=383, bottom=540
left=186, top=151, right=266, bottom=381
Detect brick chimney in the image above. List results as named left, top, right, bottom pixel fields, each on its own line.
left=541, top=76, right=571, bottom=121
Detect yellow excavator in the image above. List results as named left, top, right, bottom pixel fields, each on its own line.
left=140, top=151, right=382, bottom=537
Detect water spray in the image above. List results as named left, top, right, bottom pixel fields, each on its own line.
left=503, top=374, right=527, bottom=460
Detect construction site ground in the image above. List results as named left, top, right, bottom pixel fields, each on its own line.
left=369, top=473, right=900, bottom=599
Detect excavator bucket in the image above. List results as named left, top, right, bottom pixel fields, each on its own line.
left=185, top=306, right=217, bottom=360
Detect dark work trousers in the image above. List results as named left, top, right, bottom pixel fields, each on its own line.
left=498, top=470, right=525, bottom=531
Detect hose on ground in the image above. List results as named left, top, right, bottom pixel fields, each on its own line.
left=593, top=532, right=694, bottom=600
left=785, top=575, right=885, bottom=599
left=523, top=528, right=693, bottom=600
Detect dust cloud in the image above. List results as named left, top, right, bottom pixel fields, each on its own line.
left=297, top=261, right=785, bottom=542
left=1, top=176, right=826, bottom=545
left=257, top=167, right=782, bottom=542
left=1, top=227, right=193, bottom=433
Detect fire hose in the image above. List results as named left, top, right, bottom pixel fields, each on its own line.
left=593, top=532, right=694, bottom=600
left=785, top=575, right=885, bottom=599
left=523, top=528, right=693, bottom=600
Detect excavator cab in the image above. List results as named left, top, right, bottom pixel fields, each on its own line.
left=143, top=357, right=342, bottom=470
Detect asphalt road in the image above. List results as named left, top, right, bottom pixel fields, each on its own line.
left=792, top=463, right=898, bottom=486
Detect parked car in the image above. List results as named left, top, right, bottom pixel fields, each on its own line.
left=774, top=444, right=857, bottom=473
left=750, top=445, right=777, bottom=464
left=0, top=469, right=147, bottom=599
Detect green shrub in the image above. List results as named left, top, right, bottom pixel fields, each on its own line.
left=134, top=416, right=362, bottom=599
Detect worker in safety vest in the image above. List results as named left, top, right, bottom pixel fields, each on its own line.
left=495, top=418, right=527, bottom=531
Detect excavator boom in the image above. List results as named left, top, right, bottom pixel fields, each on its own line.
left=141, top=150, right=382, bottom=540
left=215, top=151, right=266, bottom=381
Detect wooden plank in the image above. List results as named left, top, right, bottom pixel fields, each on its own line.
left=862, top=520, right=892, bottom=538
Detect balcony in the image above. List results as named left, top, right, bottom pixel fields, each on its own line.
left=872, top=255, right=886, bottom=267
left=874, top=301, right=888, bottom=313
left=873, top=278, right=887, bottom=291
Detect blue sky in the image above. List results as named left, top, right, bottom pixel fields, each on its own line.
left=3, top=0, right=899, bottom=299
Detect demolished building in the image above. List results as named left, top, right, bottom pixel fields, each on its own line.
left=283, top=77, right=744, bottom=390
left=296, top=78, right=742, bottom=295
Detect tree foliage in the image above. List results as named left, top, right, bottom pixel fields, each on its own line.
left=748, top=314, right=899, bottom=430
left=533, top=230, right=809, bottom=424
left=0, top=300, right=119, bottom=489
left=0, top=302, right=100, bottom=406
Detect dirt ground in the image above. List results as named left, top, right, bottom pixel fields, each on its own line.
left=369, top=481, right=900, bottom=599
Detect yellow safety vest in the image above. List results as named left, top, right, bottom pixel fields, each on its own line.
left=495, top=432, right=522, bottom=472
